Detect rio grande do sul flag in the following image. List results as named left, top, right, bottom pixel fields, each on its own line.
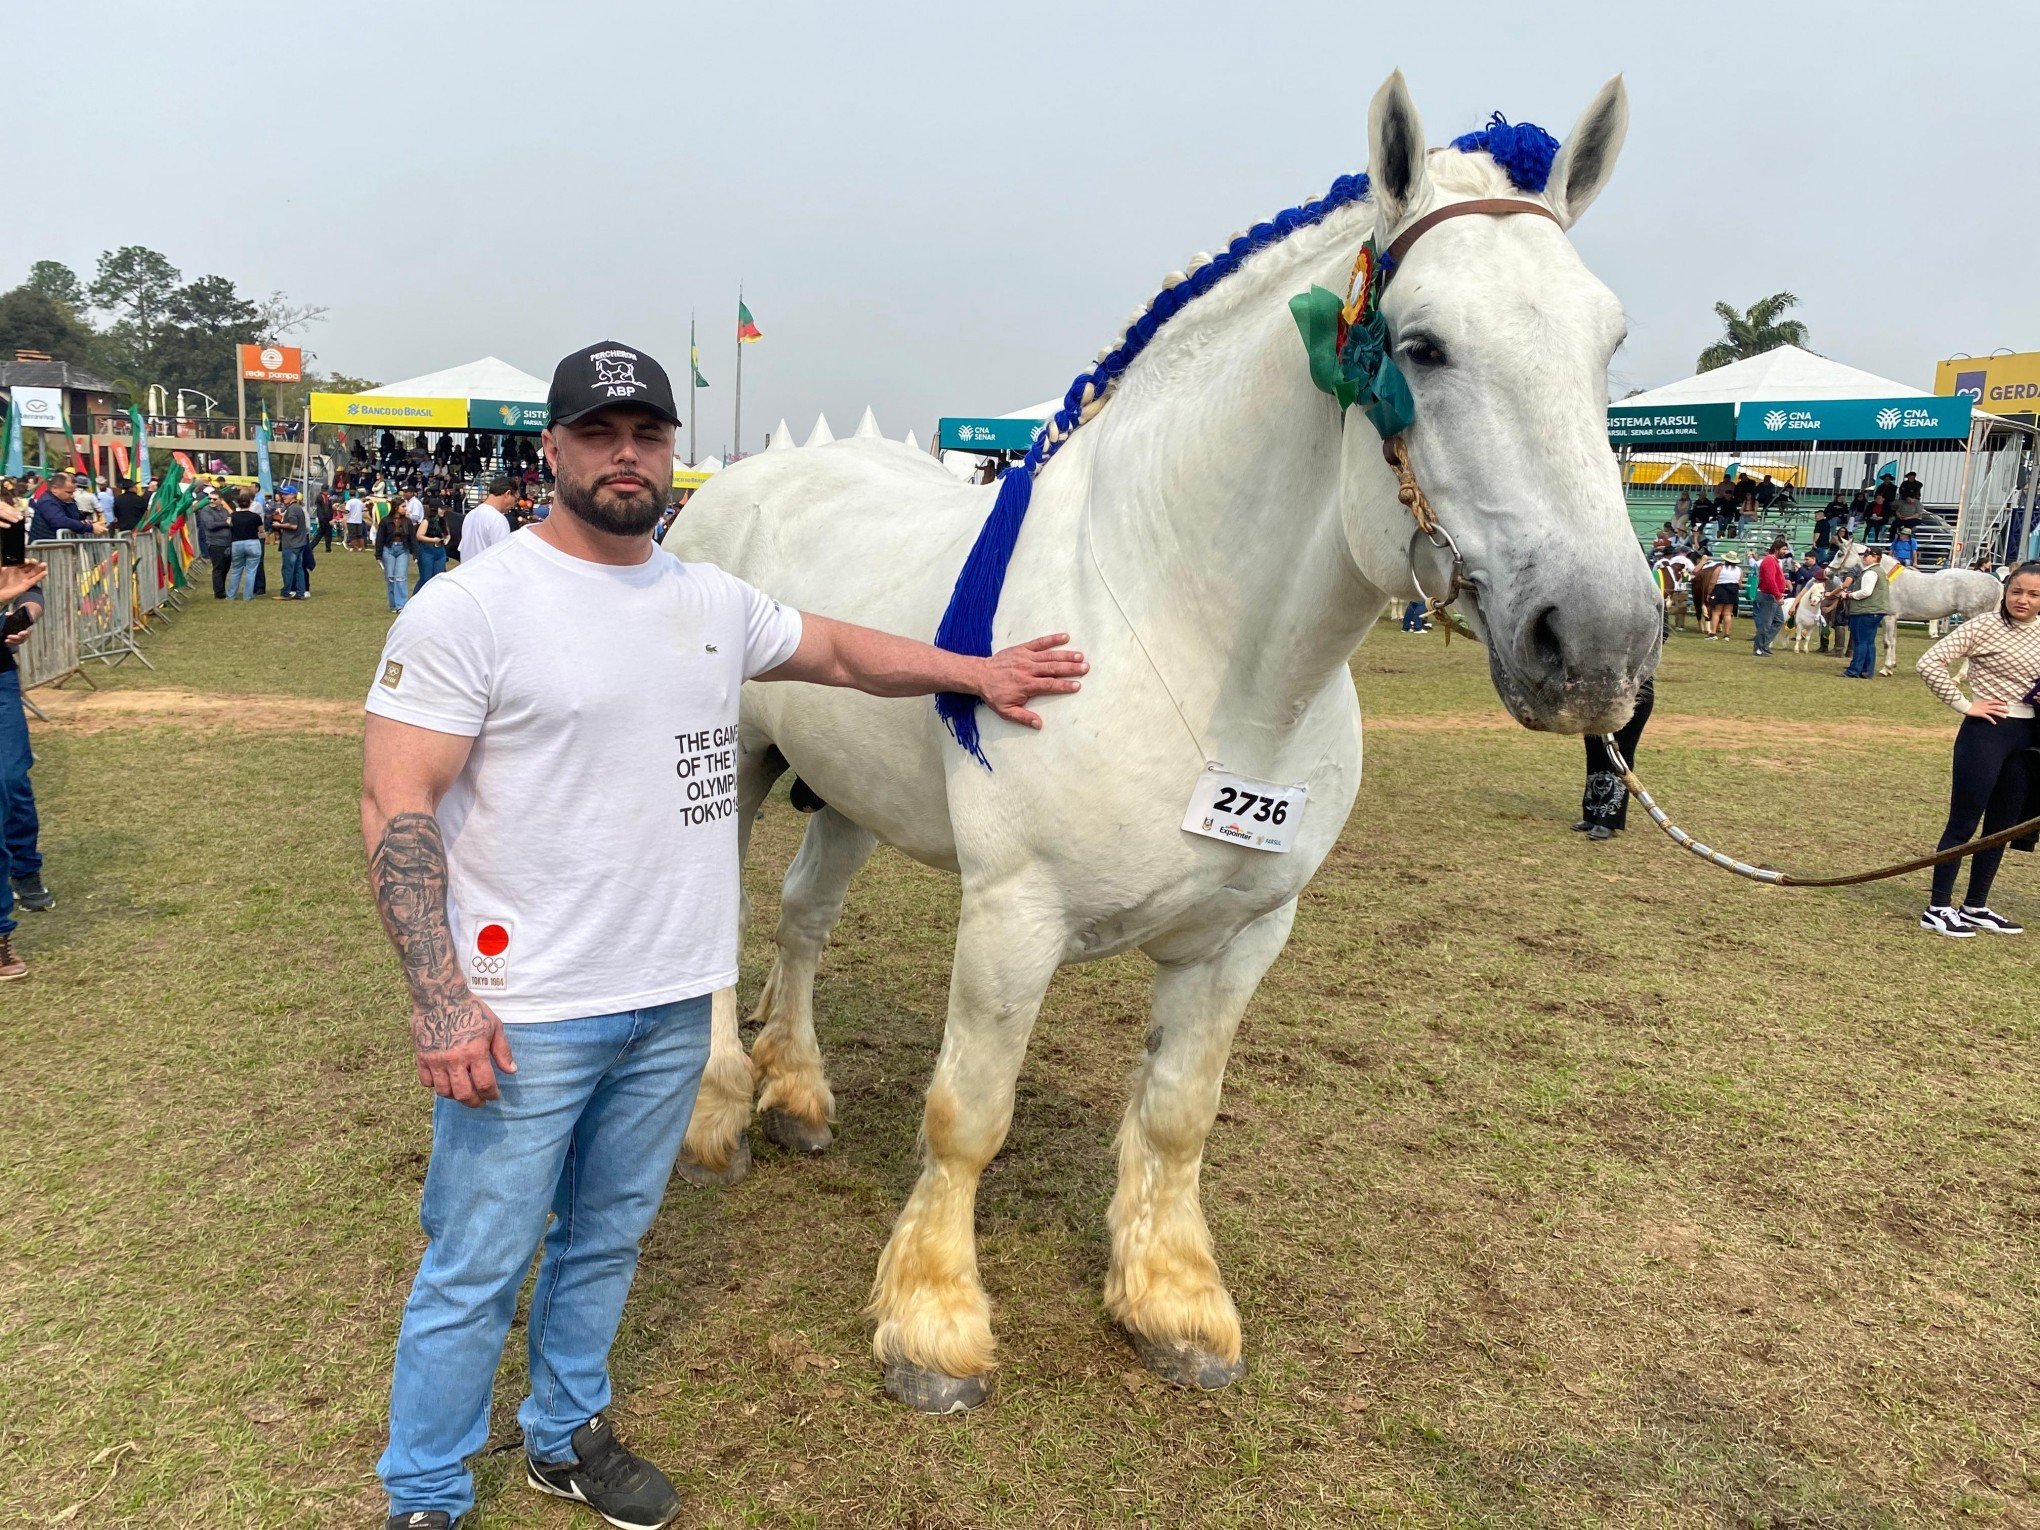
left=737, top=301, right=762, bottom=344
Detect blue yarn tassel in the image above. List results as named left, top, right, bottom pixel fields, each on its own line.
left=934, top=464, right=1036, bottom=768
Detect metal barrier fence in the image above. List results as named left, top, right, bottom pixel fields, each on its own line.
left=16, top=532, right=176, bottom=695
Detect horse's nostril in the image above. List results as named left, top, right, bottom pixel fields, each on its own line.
left=1527, top=606, right=1565, bottom=677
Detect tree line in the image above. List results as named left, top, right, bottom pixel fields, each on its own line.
left=0, top=250, right=370, bottom=417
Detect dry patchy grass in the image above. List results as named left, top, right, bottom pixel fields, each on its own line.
left=0, top=551, right=2034, bottom=1527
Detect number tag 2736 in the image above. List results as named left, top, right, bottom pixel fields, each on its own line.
left=1181, top=766, right=1307, bottom=853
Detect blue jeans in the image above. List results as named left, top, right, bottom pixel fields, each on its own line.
left=281, top=546, right=307, bottom=597
left=0, top=670, right=40, bottom=937
left=378, top=996, right=712, bottom=1519
left=1400, top=600, right=1427, bottom=631
left=415, top=545, right=446, bottom=589
left=1844, top=613, right=1883, bottom=676
left=382, top=547, right=411, bottom=610
left=228, top=539, right=263, bottom=600
left=1752, top=592, right=1782, bottom=654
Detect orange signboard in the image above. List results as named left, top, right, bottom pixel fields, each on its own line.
left=238, top=344, right=303, bottom=382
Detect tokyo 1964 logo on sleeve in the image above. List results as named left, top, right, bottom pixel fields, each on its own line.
left=468, top=919, right=513, bottom=992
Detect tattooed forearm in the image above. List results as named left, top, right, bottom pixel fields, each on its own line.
left=369, top=811, right=483, bottom=1051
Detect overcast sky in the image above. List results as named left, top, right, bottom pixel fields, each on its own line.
left=21, top=1, right=2037, bottom=456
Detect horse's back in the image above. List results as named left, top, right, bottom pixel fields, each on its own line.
left=664, top=441, right=995, bottom=866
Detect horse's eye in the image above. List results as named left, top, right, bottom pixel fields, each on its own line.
left=1401, top=336, right=1448, bottom=368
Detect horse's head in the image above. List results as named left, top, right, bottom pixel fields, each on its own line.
left=1337, top=73, right=1660, bottom=735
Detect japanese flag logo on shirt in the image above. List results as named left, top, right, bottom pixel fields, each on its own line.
left=468, top=918, right=513, bottom=993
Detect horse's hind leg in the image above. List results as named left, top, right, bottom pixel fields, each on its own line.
left=752, top=806, right=876, bottom=1156
left=677, top=738, right=786, bottom=1187
left=1108, top=899, right=1297, bottom=1390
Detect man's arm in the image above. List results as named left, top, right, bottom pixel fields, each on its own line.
left=361, top=713, right=514, bottom=1106
left=758, top=613, right=1087, bottom=730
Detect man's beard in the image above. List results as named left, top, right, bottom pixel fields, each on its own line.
left=555, top=462, right=663, bottom=537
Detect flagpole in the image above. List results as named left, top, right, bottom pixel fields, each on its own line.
left=689, top=311, right=697, bottom=467
left=733, top=284, right=744, bottom=461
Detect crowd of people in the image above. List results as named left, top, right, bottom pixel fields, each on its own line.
left=1662, top=466, right=1933, bottom=548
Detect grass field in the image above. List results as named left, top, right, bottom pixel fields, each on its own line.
left=3, top=547, right=2035, bottom=1528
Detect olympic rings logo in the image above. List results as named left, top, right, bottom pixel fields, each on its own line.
left=471, top=956, right=506, bottom=975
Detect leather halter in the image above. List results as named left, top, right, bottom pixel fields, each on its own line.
left=1373, top=197, right=1563, bottom=629
left=1381, top=197, right=1561, bottom=272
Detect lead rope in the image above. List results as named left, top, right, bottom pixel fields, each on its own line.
left=1381, top=441, right=2040, bottom=888
left=1599, top=734, right=2040, bottom=889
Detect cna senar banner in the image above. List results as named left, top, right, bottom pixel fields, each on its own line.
left=309, top=392, right=468, bottom=428
left=467, top=398, right=549, bottom=433
left=238, top=344, right=303, bottom=382
left=1606, top=402, right=1735, bottom=444
left=1735, top=396, right=1972, bottom=442
left=1935, top=353, right=2040, bottom=416
left=937, top=417, right=1041, bottom=452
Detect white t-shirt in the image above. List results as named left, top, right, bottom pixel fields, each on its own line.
left=344, top=497, right=365, bottom=525
left=363, top=529, right=803, bottom=1024
left=458, top=502, right=510, bottom=562
left=404, top=495, right=425, bottom=524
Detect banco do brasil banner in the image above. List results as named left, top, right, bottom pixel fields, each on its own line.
left=1735, top=396, right=1971, bottom=442
left=309, top=392, right=469, bottom=428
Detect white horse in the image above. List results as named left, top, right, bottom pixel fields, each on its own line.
left=1833, top=538, right=2003, bottom=674
left=665, top=73, right=1660, bottom=1411
left=1785, top=580, right=1827, bottom=652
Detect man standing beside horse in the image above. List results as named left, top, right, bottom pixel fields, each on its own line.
left=360, top=340, right=1084, bottom=1530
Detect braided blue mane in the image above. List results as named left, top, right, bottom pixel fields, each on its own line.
left=933, top=116, right=1559, bottom=767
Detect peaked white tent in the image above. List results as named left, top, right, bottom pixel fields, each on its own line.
left=360, top=356, right=549, bottom=402
left=766, top=418, right=796, bottom=453
left=803, top=415, right=835, bottom=448
left=1621, top=346, right=1939, bottom=410
left=853, top=406, right=883, bottom=440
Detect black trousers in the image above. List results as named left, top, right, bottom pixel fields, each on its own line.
left=1581, top=676, right=1656, bottom=830
left=1931, top=714, right=2036, bottom=908
left=210, top=547, right=231, bottom=599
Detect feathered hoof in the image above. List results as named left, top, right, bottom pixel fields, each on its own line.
left=672, top=1133, right=751, bottom=1188
left=759, top=1107, right=834, bottom=1156
left=1128, top=1331, right=1247, bottom=1391
left=883, top=1360, right=990, bottom=1414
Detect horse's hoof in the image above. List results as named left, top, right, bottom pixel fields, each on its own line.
left=759, top=1108, right=834, bottom=1155
left=882, top=1361, right=989, bottom=1414
left=672, top=1133, right=751, bottom=1188
left=1128, top=1331, right=1247, bottom=1391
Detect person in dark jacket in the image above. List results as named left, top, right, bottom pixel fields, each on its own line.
left=197, top=491, right=235, bottom=598
left=111, top=480, right=148, bottom=533
left=29, top=473, right=99, bottom=539
left=1, top=552, right=56, bottom=979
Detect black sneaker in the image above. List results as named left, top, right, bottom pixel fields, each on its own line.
left=384, top=1512, right=466, bottom=1530
left=10, top=873, right=53, bottom=912
left=1959, top=905, right=2024, bottom=936
left=526, top=1415, right=679, bottom=1530
left=1919, top=906, right=1976, bottom=938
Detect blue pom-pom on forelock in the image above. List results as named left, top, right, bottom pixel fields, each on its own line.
left=1449, top=111, right=1560, bottom=193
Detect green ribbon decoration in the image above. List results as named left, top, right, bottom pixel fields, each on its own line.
left=1288, top=252, right=1416, bottom=441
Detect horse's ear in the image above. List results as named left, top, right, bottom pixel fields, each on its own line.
left=1367, top=70, right=1431, bottom=234
left=1548, top=75, right=1628, bottom=227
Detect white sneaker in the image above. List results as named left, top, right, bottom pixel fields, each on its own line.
left=1919, top=906, right=1976, bottom=938
left=1958, top=905, right=2023, bottom=936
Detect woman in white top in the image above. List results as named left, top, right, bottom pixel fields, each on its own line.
left=1913, top=561, right=2040, bottom=936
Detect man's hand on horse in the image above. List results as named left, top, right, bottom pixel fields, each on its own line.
left=979, top=634, right=1088, bottom=729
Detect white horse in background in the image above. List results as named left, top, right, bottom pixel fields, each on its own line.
left=1785, top=580, right=1827, bottom=652
left=665, top=73, right=1660, bottom=1412
left=1833, top=537, right=2003, bottom=674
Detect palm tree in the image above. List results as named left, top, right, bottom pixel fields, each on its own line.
left=1696, top=292, right=1809, bottom=372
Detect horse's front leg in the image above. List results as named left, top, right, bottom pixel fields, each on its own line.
left=868, top=882, right=1062, bottom=1412
left=1108, top=899, right=1297, bottom=1390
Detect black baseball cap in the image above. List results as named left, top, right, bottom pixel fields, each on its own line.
left=547, top=340, right=680, bottom=429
